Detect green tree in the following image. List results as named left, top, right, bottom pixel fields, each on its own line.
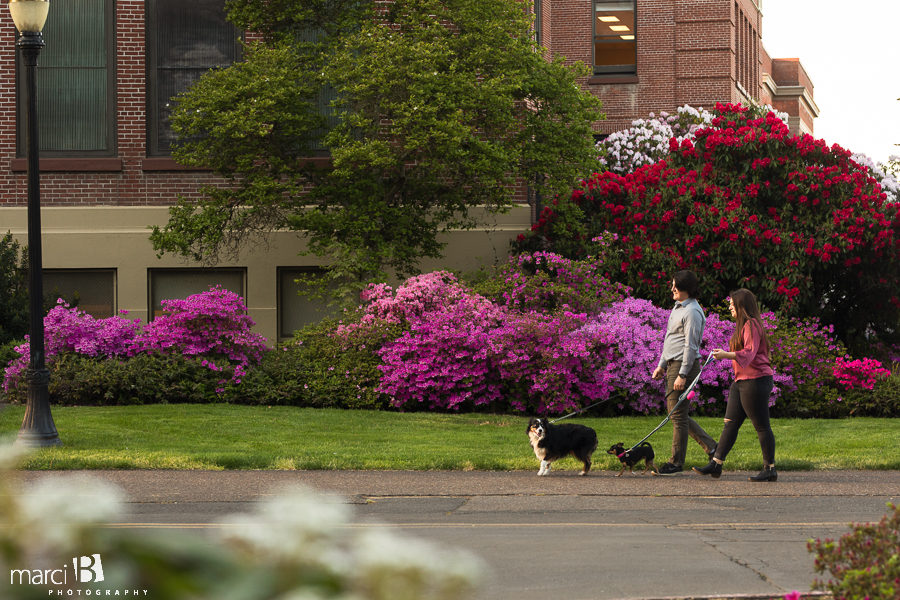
left=0, top=232, right=29, bottom=346
left=150, top=0, right=603, bottom=302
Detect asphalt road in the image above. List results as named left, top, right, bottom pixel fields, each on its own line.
left=17, top=469, right=900, bottom=600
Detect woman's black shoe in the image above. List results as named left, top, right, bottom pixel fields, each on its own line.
left=748, top=466, right=777, bottom=482
left=692, top=460, right=722, bottom=479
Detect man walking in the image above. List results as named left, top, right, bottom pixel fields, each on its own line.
left=651, top=270, right=717, bottom=475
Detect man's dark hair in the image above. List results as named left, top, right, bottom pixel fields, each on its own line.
left=673, top=270, right=699, bottom=298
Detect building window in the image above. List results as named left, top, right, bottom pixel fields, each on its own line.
left=17, top=0, right=115, bottom=156
left=146, top=0, right=241, bottom=156
left=593, top=1, right=636, bottom=75
left=44, top=269, right=116, bottom=318
left=278, top=268, right=340, bottom=339
left=533, top=0, right=542, bottom=46
left=148, top=268, right=245, bottom=319
left=734, top=3, right=759, bottom=97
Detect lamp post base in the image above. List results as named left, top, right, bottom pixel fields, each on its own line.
left=15, top=368, right=61, bottom=447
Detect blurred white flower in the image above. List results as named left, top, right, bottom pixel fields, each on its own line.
left=353, top=528, right=483, bottom=599
left=13, top=474, right=125, bottom=552
left=0, top=440, right=30, bottom=470
left=219, top=486, right=352, bottom=565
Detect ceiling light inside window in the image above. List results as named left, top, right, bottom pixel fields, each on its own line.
left=609, top=25, right=630, bottom=31
left=620, top=35, right=635, bottom=40
left=598, top=16, right=620, bottom=22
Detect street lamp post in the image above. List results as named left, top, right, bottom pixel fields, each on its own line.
left=9, top=0, right=60, bottom=447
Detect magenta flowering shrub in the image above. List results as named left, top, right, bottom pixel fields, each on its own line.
left=129, top=286, right=267, bottom=387
left=376, top=293, right=507, bottom=411
left=489, top=310, right=617, bottom=414
left=336, top=271, right=470, bottom=336
left=3, top=287, right=266, bottom=396
left=833, top=357, right=891, bottom=391
left=345, top=259, right=817, bottom=416
left=478, top=251, right=630, bottom=314
left=366, top=268, right=621, bottom=414
left=3, top=300, right=140, bottom=392
left=377, top=300, right=618, bottom=414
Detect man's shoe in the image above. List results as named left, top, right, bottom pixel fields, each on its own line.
left=657, top=462, right=683, bottom=475
left=692, top=460, right=722, bottom=478
left=748, top=466, right=777, bottom=482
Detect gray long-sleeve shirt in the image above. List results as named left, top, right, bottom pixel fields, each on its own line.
left=657, top=298, right=706, bottom=376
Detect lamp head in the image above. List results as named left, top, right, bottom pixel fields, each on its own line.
left=8, top=0, right=49, bottom=33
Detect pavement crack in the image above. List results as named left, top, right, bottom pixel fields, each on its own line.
left=700, top=534, right=786, bottom=593
left=446, top=496, right=472, bottom=515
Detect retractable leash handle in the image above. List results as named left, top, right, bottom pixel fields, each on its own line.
left=625, top=353, right=714, bottom=453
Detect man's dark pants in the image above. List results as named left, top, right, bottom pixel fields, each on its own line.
left=665, top=359, right=717, bottom=467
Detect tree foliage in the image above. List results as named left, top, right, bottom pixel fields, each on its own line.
left=516, top=103, right=900, bottom=352
left=0, top=232, right=29, bottom=346
left=151, top=0, right=603, bottom=300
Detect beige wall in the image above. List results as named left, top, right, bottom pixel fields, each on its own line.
left=1, top=205, right=532, bottom=344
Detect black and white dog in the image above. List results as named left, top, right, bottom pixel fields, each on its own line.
left=527, top=417, right=598, bottom=476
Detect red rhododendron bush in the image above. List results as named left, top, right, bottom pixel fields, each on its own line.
left=516, top=103, right=900, bottom=353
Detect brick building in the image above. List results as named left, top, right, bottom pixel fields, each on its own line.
left=1, top=0, right=815, bottom=342
left=536, top=0, right=817, bottom=135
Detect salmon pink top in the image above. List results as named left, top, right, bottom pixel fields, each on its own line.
left=732, top=320, right=774, bottom=381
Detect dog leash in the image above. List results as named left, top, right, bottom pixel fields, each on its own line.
left=624, top=353, right=715, bottom=453
left=549, top=398, right=614, bottom=424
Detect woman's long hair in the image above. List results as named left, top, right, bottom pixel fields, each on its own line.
left=729, top=288, right=769, bottom=352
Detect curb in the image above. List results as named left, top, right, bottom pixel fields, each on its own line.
left=621, top=594, right=832, bottom=600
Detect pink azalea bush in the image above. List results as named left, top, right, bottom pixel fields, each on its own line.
left=129, top=286, right=267, bottom=387
left=375, top=295, right=618, bottom=414
left=2, top=300, right=140, bottom=392
left=336, top=271, right=470, bottom=336
left=3, top=287, right=266, bottom=394
left=376, top=293, right=507, bottom=411
left=333, top=252, right=894, bottom=416
left=483, top=250, right=630, bottom=314
left=832, top=357, right=891, bottom=391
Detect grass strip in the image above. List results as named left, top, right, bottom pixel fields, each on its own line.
left=1, top=404, right=897, bottom=471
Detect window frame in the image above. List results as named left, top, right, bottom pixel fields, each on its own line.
left=43, top=268, right=117, bottom=318
left=145, top=0, right=243, bottom=157
left=592, top=0, right=637, bottom=76
left=15, top=0, right=117, bottom=157
left=277, top=266, right=341, bottom=340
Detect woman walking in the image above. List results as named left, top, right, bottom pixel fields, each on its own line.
left=693, top=288, right=777, bottom=482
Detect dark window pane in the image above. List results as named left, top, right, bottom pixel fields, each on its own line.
left=278, top=268, right=341, bottom=339
left=147, top=0, right=240, bottom=156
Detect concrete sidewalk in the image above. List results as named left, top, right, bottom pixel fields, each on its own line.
left=21, top=468, right=893, bottom=502
left=17, top=469, right=900, bottom=600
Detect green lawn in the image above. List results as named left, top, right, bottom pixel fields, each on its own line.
left=1, top=404, right=897, bottom=471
